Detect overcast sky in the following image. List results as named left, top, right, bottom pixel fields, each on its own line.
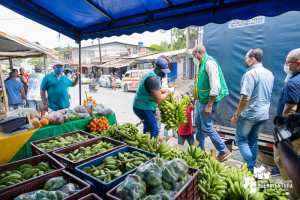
left=0, top=5, right=172, bottom=49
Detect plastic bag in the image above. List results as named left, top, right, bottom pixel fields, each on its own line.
left=74, top=105, right=88, bottom=113
left=171, top=180, right=186, bottom=192
left=59, top=183, right=80, bottom=195
left=135, top=163, right=162, bottom=187
left=78, top=113, right=90, bottom=119
left=115, top=175, right=146, bottom=200
left=67, top=110, right=80, bottom=120
left=178, top=173, right=192, bottom=184
left=14, top=189, right=48, bottom=200
left=14, top=190, right=69, bottom=200
left=57, top=108, right=69, bottom=116
left=62, top=115, right=69, bottom=123
left=43, top=176, right=67, bottom=191
left=161, top=158, right=188, bottom=183
left=147, top=185, right=165, bottom=195
left=96, top=103, right=114, bottom=115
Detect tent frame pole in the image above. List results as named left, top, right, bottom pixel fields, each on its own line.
left=79, top=39, right=82, bottom=105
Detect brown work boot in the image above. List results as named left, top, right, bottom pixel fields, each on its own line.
left=202, top=148, right=205, bottom=152
left=216, top=150, right=231, bottom=162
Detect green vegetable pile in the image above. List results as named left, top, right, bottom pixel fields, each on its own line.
left=259, top=179, right=288, bottom=200
left=35, top=133, right=90, bottom=152
left=56, top=141, right=114, bottom=162
left=82, top=151, right=150, bottom=183
left=0, top=162, right=56, bottom=189
left=115, top=158, right=192, bottom=200
left=158, top=94, right=191, bottom=132
left=14, top=176, right=80, bottom=200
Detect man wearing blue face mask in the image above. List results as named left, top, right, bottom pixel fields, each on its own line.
left=133, top=58, right=171, bottom=139
left=40, top=61, right=80, bottom=111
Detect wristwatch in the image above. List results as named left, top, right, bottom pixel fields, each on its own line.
left=233, top=113, right=238, bottom=118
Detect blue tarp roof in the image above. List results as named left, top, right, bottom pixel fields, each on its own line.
left=0, top=0, right=299, bottom=42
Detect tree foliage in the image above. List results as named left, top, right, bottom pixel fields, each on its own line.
left=151, top=27, right=198, bottom=52
left=27, top=58, right=49, bottom=67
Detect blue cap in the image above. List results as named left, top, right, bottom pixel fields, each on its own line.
left=155, top=58, right=171, bottom=73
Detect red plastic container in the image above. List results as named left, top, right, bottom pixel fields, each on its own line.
left=0, top=170, right=90, bottom=200
left=52, top=137, right=126, bottom=174
left=0, top=154, right=65, bottom=193
left=78, top=193, right=103, bottom=200
left=30, top=130, right=96, bottom=156
left=106, top=167, right=200, bottom=200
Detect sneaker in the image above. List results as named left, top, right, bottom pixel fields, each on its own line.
left=202, top=148, right=205, bottom=152
left=270, top=167, right=281, bottom=176
left=216, top=150, right=231, bottom=162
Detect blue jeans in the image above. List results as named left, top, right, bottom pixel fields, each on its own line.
left=178, top=135, right=195, bottom=146
left=28, top=100, right=43, bottom=111
left=195, top=100, right=228, bottom=154
left=164, top=124, right=176, bottom=136
left=133, top=106, right=159, bottom=138
left=235, top=117, right=267, bottom=171
left=9, top=103, right=23, bottom=111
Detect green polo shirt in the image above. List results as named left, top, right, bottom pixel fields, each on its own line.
left=41, top=72, right=73, bottom=109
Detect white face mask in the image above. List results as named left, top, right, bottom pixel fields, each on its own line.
left=284, top=64, right=293, bottom=75
left=193, top=57, right=200, bottom=66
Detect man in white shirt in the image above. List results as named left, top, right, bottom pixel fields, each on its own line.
left=27, top=65, right=46, bottom=116
left=193, top=44, right=230, bottom=162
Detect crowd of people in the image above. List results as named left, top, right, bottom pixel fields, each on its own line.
left=132, top=44, right=300, bottom=198
left=2, top=61, right=80, bottom=115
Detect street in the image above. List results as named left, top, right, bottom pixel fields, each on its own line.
left=69, top=83, right=140, bottom=124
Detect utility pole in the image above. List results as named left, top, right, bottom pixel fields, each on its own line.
left=68, top=43, right=70, bottom=60
left=98, top=38, right=102, bottom=65
left=171, top=29, right=173, bottom=51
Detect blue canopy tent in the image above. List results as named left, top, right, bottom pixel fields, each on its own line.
left=1, top=0, right=299, bottom=104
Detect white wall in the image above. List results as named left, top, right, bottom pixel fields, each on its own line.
left=177, top=58, right=184, bottom=77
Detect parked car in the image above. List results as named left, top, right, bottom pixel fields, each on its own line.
left=99, top=75, right=121, bottom=88
left=80, top=76, right=90, bottom=84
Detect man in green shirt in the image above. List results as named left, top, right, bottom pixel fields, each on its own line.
left=41, top=61, right=80, bottom=111
left=193, top=44, right=231, bottom=162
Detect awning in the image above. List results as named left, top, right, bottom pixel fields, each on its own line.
left=122, top=52, right=159, bottom=59
left=73, top=63, right=95, bottom=68
left=137, top=49, right=186, bottom=61
left=0, top=31, right=58, bottom=58
left=99, top=59, right=134, bottom=68
left=0, top=0, right=299, bottom=42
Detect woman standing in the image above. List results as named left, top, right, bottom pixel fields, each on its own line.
left=133, top=57, right=171, bottom=139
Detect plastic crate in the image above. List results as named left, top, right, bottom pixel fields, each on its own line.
left=0, top=154, right=65, bottom=193
left=31, top=130, right=96, bottom=156
left=78, top=193, right=103, bottom=200
left=0, top=170, right=90, bottom=200
left=106, top=167, right=200, bottom=200
left=52, top=137, right=126, bottom=174
left=75, top=146, right=158, bottom=199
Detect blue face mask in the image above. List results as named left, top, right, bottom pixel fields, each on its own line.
left=55, top=67, right=63, bottom=74
left=155, top=69, right=165, bottom=78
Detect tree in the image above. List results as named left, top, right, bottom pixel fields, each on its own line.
left=27, top=58, right=49, bottom=67
left=151, top=27, right=198, bottom=52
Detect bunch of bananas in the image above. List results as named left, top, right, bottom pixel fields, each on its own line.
left=170, top=147, right=180, bottom=160
left=226, top=180, right=265, bottom=200
left=35, top=133, right=90, bottom=152
left=57, top=141, right=114, bottom=162
left=82, top=151, right=149, bottom=183
left=198, top=166, right=228, bottom=200
left=158, top=94, right=191, bottom=131
left=258, top=179, right=288, bottom=200
left=174, top=146, right=211, bottom=169
left=225, top=164, right=254, bottom=185
left=0, top=162, right=55, bottom=189
left=139, top=138, right=173, bottom=160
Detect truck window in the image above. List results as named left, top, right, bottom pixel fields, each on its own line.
left=125, top=73, right=130, bottom=77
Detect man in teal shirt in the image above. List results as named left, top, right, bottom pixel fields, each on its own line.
left=41, top=61, right=80, bottom=111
